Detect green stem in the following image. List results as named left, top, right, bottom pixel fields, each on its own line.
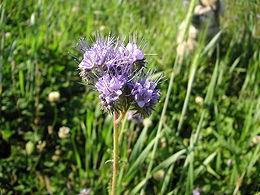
left=118, top=112, right=127, bottom=145
left=51, top=104, right=57, bottom=128
left=111, top=112, right=119, bottom=195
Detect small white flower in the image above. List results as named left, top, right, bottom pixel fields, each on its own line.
left=58, top=126, right=70, bottom=139
left=30, top=13, right=35, bottom=25
left=5, top=32, right=11, bottom=38
left=195, top=96, right=204, bottom=105
left=99, top=25, right=106, bottom=31
left=48, top=91, right=60, bottom=103
left=160, top=137, right=167, bottom=148
left=252, top=135, right=260, bottom=145
left=72, top=5, right=80, bottom=13
left=36, top=140, right=46, bottom=152
left=52, top=155, right=60, bottom=161
left=25, top=141, right=34, bottom=155
left=79, top=188, right=90, bottom=195
left=153, top=169, right=165, bottom=181
left=48, top=125, right=53, bottom=135
left=226, top=159, right=232, bottom=167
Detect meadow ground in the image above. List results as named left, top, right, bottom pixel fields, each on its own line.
left=0, top=0, right=259, bottom=194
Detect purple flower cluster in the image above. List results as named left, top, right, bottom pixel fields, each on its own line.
left=95, top=74, right=126, bottom=111
left=78, top=35, right=160, bottom=115
left=131, top=80, right=160, bottom=112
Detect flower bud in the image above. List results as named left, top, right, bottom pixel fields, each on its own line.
left=48, top=91, right=60, bottom=103
left=252, top=135, right=260, bottom=145
left=79, top=188, right=91, bottom=195
left=160, top=137, right=167, bottom=148
left=195, top=96, right=204, bottom=106
left=226, top=159, right=232, bottom=167
left=52, top=154, right=60, bottom=161
left=25, top=141, right=34, bottom=155
left=37, top=140, right=46, bottom=152
left=153, top=169, right=165, bottom=181
left=48, top=125, right=53, bottom=135
left=55, top=149, right=61, bottom=155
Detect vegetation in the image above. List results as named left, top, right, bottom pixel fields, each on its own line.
left=0, top=0, right=259, bottom=194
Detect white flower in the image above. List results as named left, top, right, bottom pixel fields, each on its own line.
left=25, top=141, right=34, bottom=155
left=195, top=96, right=204, bottom=105
left=153, top=169, right=165, bottom=181
left=48, top=91, right=60, bottom=103
left=58, top=126, right=70, bottom=139
left=36, top=140, right=46, bottom=152
left=48, top=91, right=60, bottom=102
left=30, top=13, right=35, bottom=25
left=79, top=188, right=90, bottom=195
left=252, top=135, right=260, bottom=145
left=226, top=159, right=232, bottom=167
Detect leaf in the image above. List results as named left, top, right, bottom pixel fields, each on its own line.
left=152, top=149, right=186, bottom=174
left=1, top=129, right=14, bottom=141
left=125, top=128, right=165, bottom=183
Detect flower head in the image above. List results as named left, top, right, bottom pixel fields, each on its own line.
left=77, top=35, right=160, bottom=116
left=95, top=74, right=126, bottom=112
left=118, top=42, right=145, bottom=65
left=131, top=79, right=160, bottom=114
left=127, top=43, right=145, bottom=60
left=36, top=140, right=46, bottom=152
left=48, top=91, right=60, bottom=103
left=58, top=126, right=70, bottom=139
left=79, top=36, right=116, bottom=72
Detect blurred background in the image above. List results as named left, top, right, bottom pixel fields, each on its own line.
left=0, top=0, right=259, bottom=194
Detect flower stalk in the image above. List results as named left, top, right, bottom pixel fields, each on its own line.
left=111, top=112, right=119, bottom=195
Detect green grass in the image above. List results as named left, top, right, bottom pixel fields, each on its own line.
left=0, top=0, right=259, bottom=194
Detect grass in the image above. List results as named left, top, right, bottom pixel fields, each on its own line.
left=0, top=0, right=259, bottom=194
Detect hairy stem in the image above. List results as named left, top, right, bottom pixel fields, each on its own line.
left=111, top=112, right=119, bottom=195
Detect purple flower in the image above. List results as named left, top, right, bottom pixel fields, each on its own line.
left=118, top=42, right=145, bottom=65
left=131, top=79, right=160, bottom=113
left=192, top=187, right=201, bottom=195
left=77, top=35, right=160, bottom=115
left=107, top=42, right=145, bottom=77
left=79, top=36, right=116, bottom=71
left=126, top=42, right=145, bottom=62
left=95, top=74, right=126, bottom=111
